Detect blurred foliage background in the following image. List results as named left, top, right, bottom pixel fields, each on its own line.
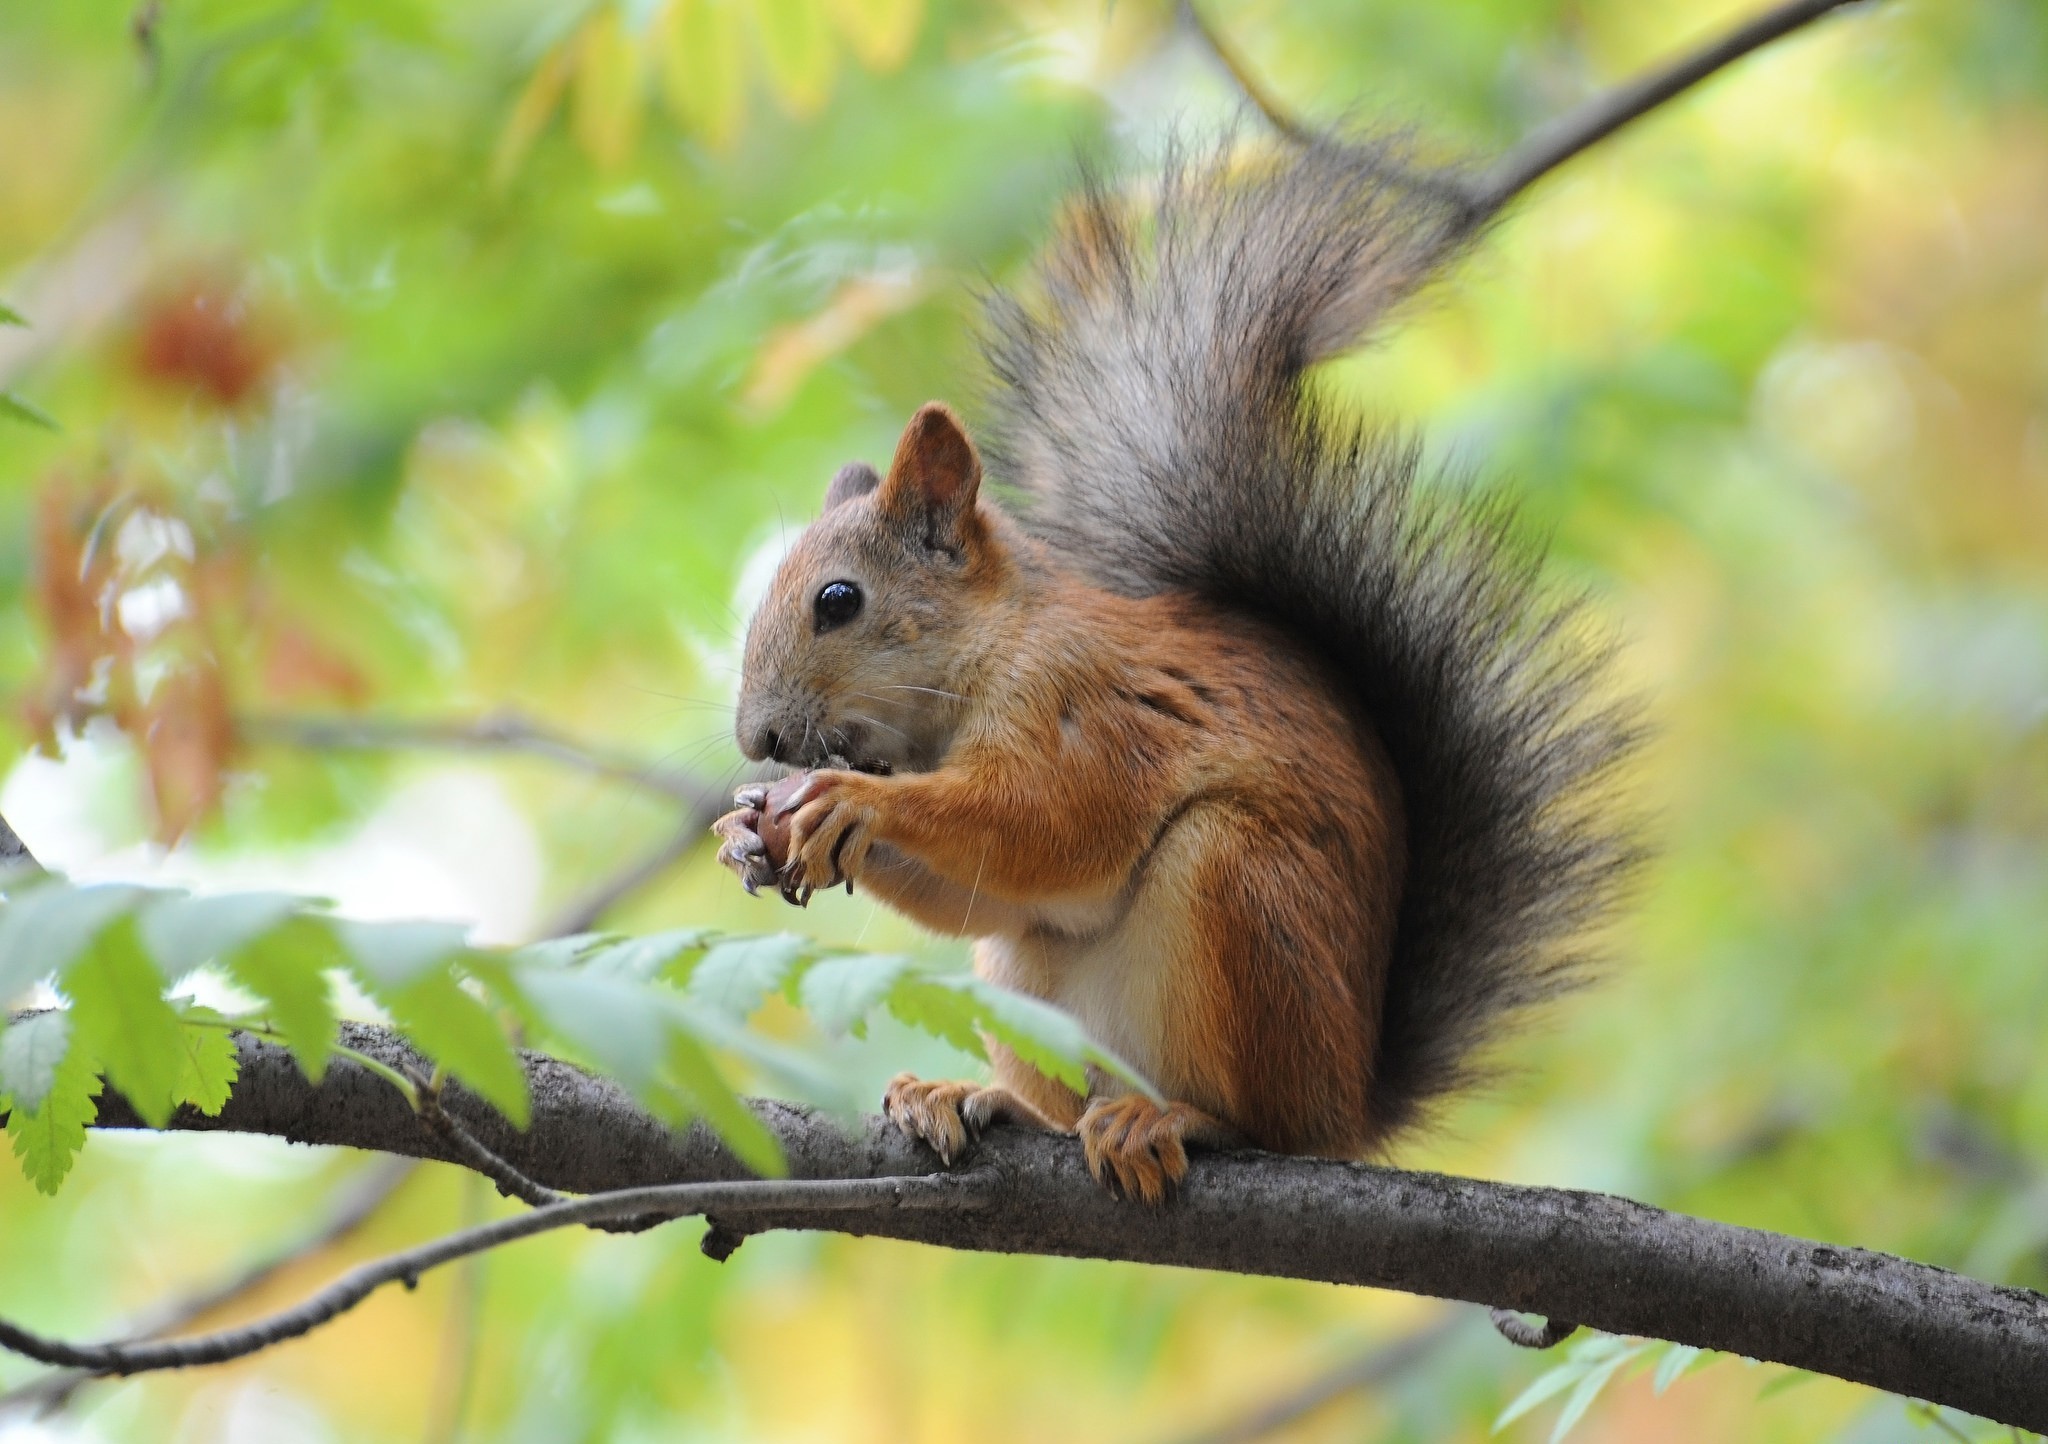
left=1, top=0, right=2046, bottom=1440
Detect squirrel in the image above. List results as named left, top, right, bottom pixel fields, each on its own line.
left=712, top=139, right=1637, bottom=1203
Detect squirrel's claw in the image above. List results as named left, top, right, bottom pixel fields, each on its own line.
left=780, top=770, right=878, bottom=898
left=1078, top=1096, right=1196, bottom=1206
left=711, top=806, right=779, bottom=896
left=883, top=1072, right=980, bottom=1165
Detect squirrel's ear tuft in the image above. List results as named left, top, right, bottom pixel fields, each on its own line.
left=824, top=461, right=881, bottom=511
left=879, top=402, right=981, bottom=542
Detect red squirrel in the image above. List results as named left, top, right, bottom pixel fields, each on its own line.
left=713, top=140, right=1635, bottom=1202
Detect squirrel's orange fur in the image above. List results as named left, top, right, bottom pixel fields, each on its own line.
left=718, top=404, right=1404, bottom=1201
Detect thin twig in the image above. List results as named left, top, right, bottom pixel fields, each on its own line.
left=1185, top=0, right=1871, bottom=230
left=416, top=1083, right=561, bottom=1209
left=238, top=711, right=725, bottom=813
left=0, top=1171, right=996, bottom=1377
left=1179, top=0, right=1314, bottom=142
left=0, top=1157, right=418, bottom=1416
left=1163, top=1313, right=1463, bottom=1444
left=540, top=819, right=706, bottom=938
left=1468, top=0, right=1870, bottom=216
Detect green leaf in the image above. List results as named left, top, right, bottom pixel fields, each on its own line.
left=224, top=917, right=340, bottom=1081
left=1550, top=1346, right=1642, bottom=1442
left=5, top=1034, right=99, bottom=1194
left=171, top=1008, right=240, bottom=1115
left=508, top=933, right=607, bottom=971
left=0, top=1010, right=73, bottom=1114
left=948, top=975, right=1159, bottom=1100
left=1755, top=1369, right=1815, bottom=1401
left=518, top=967, right=671, bottom=1092
left=0, top=391, right=59, bottom=431
left=884, top=973, right=989, bottom=1058
left=579, top=927, right=710, bottom=982
left=687, top=933, right=804, bottom=1018
left=1496, top=1356, right=1592, bottom=1432
left=65, top=921, right=186, bottom=1127
left=796, top=953, right=910, bottom=1037
left=335, top=918, right=469, bottom=993
left=387, top=972, right=529, bottom=1127
left=0, top=301, right=25, bottom=326
left=1652, top=1344, right=1703, bottom=1394
left=0, top=883, right=149, bottom=1006
left=138, top=891, right=301, bottom=981
left=662, top=1024, right=784, bottom=1177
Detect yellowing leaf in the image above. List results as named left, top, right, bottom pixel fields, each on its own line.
left=750, top=0, right=837, bottom=119
left=493, top=39, right=578, bottom=187
left=572, top=4, right=649, bottom=171
left=742, top=269, right=927, bottom=412
left=656, top=0, right=746, bottom=150
left=824, top=0, right=922, bottom=71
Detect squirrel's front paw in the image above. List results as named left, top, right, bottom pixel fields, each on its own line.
left=1078, top=1095, right=1201, bottom=1205
left=775, top=769, right=878, bottom=903
left=711, top=804, right=779, bottom=896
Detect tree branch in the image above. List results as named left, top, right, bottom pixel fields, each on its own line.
left=1162, top=1313, right=1462, bottom=1444
left=1187, top=0, right=1871, bottom=225
left=1469, top=0, right=1869, bottom=216
left=0, top=812, right=39, bottom=872
left=0, top=1169, right=992, bottom=1376
left=0, top=1157, right=418, bottom=1414
left=238, top=711, right=729, bottom=815
left=65, top=1025, right=2048, bottom=1431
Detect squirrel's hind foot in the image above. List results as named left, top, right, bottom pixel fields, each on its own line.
left=883, top=1073, right=1059, bottom=1166
left=1078, top=1096, right=1241, bottom=1205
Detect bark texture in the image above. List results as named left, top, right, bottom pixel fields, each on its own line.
left=83, top=1024, right=2048, bottom=1430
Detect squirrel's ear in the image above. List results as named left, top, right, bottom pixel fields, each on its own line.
left=878, top=402, right=981, bottom=543
left=823, top=461, right=880, bottom=511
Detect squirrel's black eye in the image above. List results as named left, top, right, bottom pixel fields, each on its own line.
left=813, top=579, right=863, bottom=633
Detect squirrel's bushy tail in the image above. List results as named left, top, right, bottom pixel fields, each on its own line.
left=980, top=137, right=1639, bottom=1142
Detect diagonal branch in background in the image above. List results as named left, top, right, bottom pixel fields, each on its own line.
left=1162, top=1313, right=1463, bottom=1444
left=0, top=1156, right=418, bottom=1416
left=0, top=1170, right=993, bottom=1376
left=37, top=1024, right=2048, bottom=1431
left=1188, top=0, right=1871, bottom=224
left=238, top=711, right=730, bottom=817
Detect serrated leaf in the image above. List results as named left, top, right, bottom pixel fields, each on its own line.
left=0, top=301, right=25, bottom=326
left=335, top=918, right=468, bottom=994
left=1652, top=1344, right=1703, bottom=1394
left=687, top=933, right=803, bottom=1017
left=66, top=921, right=186, bottom=1127
left=6, top=1035, right=99, bottom=1194
left=171, top=1010, right=240, bottom=1115
left=519, top=967, right=671, bottom=1091
left=0, top=883, right=149, bottom=1006
left=0, top=1010, right=73, bottom=1114
left=0, top=391, right=59, bottom=431
left=797, top=953, right=909, bottom=1036
left=224, top=916, right=340, bottom=1081
left=139, top=891, right=301, bottom=981
left=948, top=975, right=1159, bottom=1100
left=885, top=973, right=989, bottom=1058
left=509, top=933, right=608, bottom=971
left=579, top=927, right=708, bottom=981
left=388, top=972, right=529, bottom=1127
left=662, top=1025, right=784, bottom=1176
